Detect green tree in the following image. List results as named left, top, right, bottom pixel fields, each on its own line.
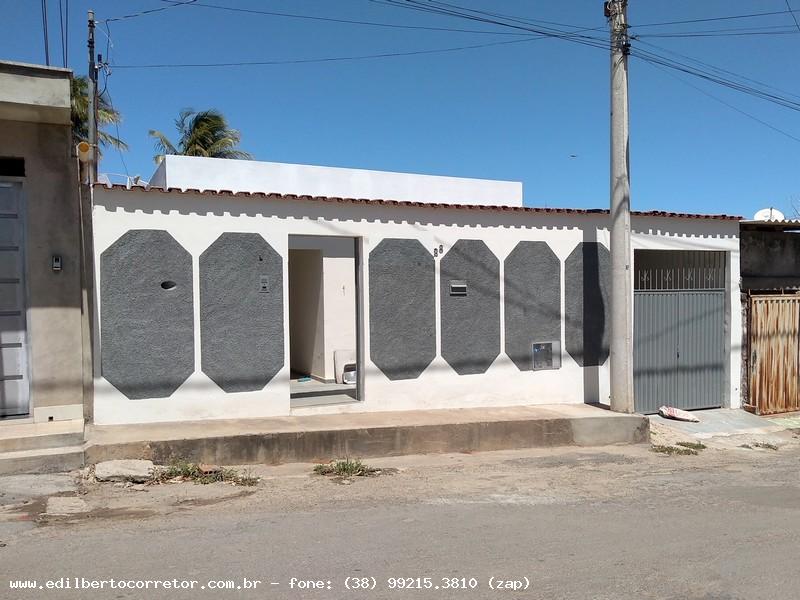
left=148, top=109, right=252, bottom=164
left=70, top=76, right=127, bottom=153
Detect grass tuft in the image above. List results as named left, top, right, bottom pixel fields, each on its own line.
left=150, top=460, right=259, bottom=486
left=314, top=458, right=379, bottom=477
left=676, top=441, right=707, bottom=451
left=651, top=444, right=698, bottom=456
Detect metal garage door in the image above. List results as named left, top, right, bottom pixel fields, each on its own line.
left=0, top=183, right=29, bottom=417
left=633, top=251, right=726, bottom=414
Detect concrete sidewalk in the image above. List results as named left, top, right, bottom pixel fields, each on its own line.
left=85, top=404, right=649, bottom=466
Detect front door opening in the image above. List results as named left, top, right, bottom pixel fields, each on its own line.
left=288, top=235, right=360, bottom=408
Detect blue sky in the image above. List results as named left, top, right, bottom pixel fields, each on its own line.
left=3, top=0, right=800, bottom=217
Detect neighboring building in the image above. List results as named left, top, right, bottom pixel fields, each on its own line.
left=0, top=61, right=86, bottom=427
left=740, top=219, right=800, bottom=415
left=89, top=158, right=742, bottom=425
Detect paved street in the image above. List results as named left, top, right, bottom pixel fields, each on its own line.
left=1, top=437, right=800, bottom=600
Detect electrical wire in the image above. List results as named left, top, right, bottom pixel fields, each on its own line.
left=642, top=60, right=800, bottom=144
left=632, top=8, right=800, bottom=28
left=786, top=0, right=800, bottom=33
left=157, top=0, right=532, bottom=36
left=106, top=0, right=197, bottom=23
left=633, top=38, right=800, bottom=104
left=41, top=0, right=50, bottom=66
left=113, top=35, right=550, bottom=69
left=58, top=0, right=66, bottom=67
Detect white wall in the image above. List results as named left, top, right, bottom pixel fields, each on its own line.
left=288, top=249, right=324, bottom=379
left=91, top=188, right=741, bottom=424
left=153, top=155, right=523, bottom=207
left=288, top=236, right=356, bottom=382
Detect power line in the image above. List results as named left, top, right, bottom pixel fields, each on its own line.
left=632, top=8, right=800, bottom=28
left=113, top=35, right=549, bottom=69
left=634, top=29, right=799, bottom=39
left=58, top=0, right=65, bottom=67
left=157, top=0, right=532, bottom=36
left=643, top=60, right=800, bottom=144
left=632, top=38, right=800, bottom=104
left=786, top=0, right=800, bottom=33
left=40, top=0, right=50, bottom=65
left=106, top=0, right=196, bottom=23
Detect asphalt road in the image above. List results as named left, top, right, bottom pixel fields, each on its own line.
left=1, top=442, right=799, bottom=600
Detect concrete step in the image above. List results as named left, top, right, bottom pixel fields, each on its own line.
left=85, top=404, right=649, bottom=466
left=0, top=419, right=84, bottom=453
left=0, top=445, right=84, bottom=475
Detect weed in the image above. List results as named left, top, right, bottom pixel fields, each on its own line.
left=651, top=444, right=698, bottom=456
left=150, top=460, right=259, bottom=486
left=751, top=442, right=778, bottom=451
left=314, top=458, right=380, bottom=477
left=676, top=441, right=707, bottom=451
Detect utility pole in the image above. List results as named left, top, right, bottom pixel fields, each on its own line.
left=606, top=0, right=634, bottom=414
left=87, top=10, right=98, bottom=184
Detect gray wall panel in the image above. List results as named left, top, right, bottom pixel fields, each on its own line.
left=100, top=230, right=194, bottom=399
left=565, top=242, right=610, bottom=367
left=440, top=240, right=500, bottom=375
left=504, top=241, right=561, bottom=371
left=200, top=233, right=284, bottom=392
left=369, top=239, right=435, bottom=380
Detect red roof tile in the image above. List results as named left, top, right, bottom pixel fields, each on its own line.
left=99, top=184, right=742, bottom=221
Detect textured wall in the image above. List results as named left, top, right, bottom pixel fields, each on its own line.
left=101, top=230, right=194, bottom=399
left=504, top=241, right=561, bottom=371
left=565, top=242, right=610, bottom=367
left=200, top=233, right=284, bottom=392
left=440, top=240, right=500, bottom=375
left=369, top=239, right=436, bottom=380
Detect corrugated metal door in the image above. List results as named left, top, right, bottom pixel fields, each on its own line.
left=0, top=183, right=29, bottom=417
left=748, top=296, right=800, bottom=415
left=633, top=251, right=726, bottom=414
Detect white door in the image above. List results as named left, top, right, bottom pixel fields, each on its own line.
left=0, top=183, right=29, bottom=417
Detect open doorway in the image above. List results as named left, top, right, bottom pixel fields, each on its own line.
left=288, top=235, right=360, bottom=408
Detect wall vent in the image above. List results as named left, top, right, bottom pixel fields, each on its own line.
left=449, top=280, right=467, bottom=296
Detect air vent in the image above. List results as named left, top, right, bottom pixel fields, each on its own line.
left=532, top=341, right=561, bottom=370
left=449, top=280, right=467, bottom=296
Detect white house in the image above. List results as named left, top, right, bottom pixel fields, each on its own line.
left=89, top=156, right=742, bottom=426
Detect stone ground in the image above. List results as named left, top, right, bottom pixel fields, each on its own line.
left=0, top=424, right=799, bottom=599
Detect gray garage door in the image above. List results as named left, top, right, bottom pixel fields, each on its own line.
left=0, top=183, right=29, bottom=417
left=633, top=251, right=726, bottom=414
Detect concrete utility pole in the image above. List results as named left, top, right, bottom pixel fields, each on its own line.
left=606, top=0, right=634, bottom=414
left=87, top=10, right=98, bottom=184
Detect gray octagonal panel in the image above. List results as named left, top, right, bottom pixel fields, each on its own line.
left=369, top=239, right=436, bottom=380
left=504, top=241, right=561, bottom=371
left=565, top=242, right=611, bottom=367
left=100, top=230, right=194, bottom=399
left=200, top=233, right=284, bottom=392
left=440, top=240, right=500, bottom=375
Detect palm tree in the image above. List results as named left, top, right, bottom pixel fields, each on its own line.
left=71, top=76, right=127, bottom=153
left=148, top=109, right=252, bottom=164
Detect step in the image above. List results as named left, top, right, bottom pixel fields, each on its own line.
left=0, top=419, right=84, bottom=453
left=0, top=445, right=85, bottom=475
left=85, top=405, right=649, bottom=466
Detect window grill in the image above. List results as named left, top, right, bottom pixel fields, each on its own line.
left=634, top=250, right=726, bottom=291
